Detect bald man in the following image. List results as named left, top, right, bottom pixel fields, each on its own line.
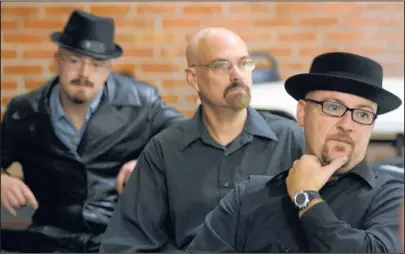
left=99, top=28, right=305, bottom=252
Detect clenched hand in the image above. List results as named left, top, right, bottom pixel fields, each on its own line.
left=1, top=173, right=38, bottom=216
left=286, top=155, right=348, bottom=199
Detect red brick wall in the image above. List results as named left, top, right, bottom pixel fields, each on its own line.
left=1, top=2, right=404, bottom=117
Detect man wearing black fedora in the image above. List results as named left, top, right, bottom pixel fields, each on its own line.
left=186, top=52, right=404, bottom=252
left=0, top=10, right=185, bottom=252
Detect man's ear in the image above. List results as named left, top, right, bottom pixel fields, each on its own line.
left=296, top=99, right=306, bottom=127
left=184, top=67, right=200, bottom=92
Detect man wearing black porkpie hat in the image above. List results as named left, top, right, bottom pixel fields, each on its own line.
left=0, top=10, right=185, bottom=252
left=187, top=52, right=404, bottom=253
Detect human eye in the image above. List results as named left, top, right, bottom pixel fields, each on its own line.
left=211, top=61, right=230, bottom=70
left=325, top=101, right=343, bottom=112
left=355, top=110, right=372, bottom=120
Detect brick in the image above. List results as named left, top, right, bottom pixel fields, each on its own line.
left=282, top=63, right=307, bottom=71
left=1, top=20, right=19, bottom=29
left=23, top=49, right=55, bottom=59
left=275, top=3, right=315, bottom=12
left=278, top=33, right=317, bottom=42
left=228, top=3, right=271, bottom=13
left=239, top=32, right=272, bottom=43
left=3, top=34, right=46, bottom=44
left=268, top=48, right=293, bottom=57
left=363, top=3, right=404, bottom=12
left=343, top=47, right=386, bottom=56
left=160, top=48, right=185, bottom=58
left=1, top=7, right=39, bottom=17
left=49, top=64, right=56, bottom=73
left=321, top=3, right=362, bottom=13
left=299, top=47, right=340, bottom=57
left=4, top=65, right=43, bottom=75
left=25, top=80, right=45, bottom=90
left=254, top=19, right=294, bottom=27
left=141, top=64, right=180, bottom=73
left=205, top=19, right=253, bottom=29
left=116, top=34, right=136, bottom=44
left=185, top=94, right=198, bottom=104
left=162, top=80, right=188, bottom=89
left=1, top=50, right=18, bottom=59
left=23, top=20, right=65, bottom=29
left=140, top=33, right=182, bottom=44
left=325, top=32, right=364, bottom=42
left=344, top=17, right=396, bottom=26
left=371, top=33, right=404, bottom=42
left=124, top=48, right=154, bottom=58
left=1, top=81, right=18, bottom=90
left=182, top=4, right=222, bottom=14
left=44, top=6, right=86, bottom=16
left=136, top=4, right=177, bottom=14
left=115, top=19, right=154, bottom=28
left=112, top=64, right=136, bottom=74
left=162, top=19, right=201, bottom=29
left=299, top=18, right=339, bottom=26
left=89, top=5, right=131, bottom=16
left=162, top=95, right=179, bottom=104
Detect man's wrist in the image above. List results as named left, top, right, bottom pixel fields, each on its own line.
left=298, top=198, right=323, bottom=218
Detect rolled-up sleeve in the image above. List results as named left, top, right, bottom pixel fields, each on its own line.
left=300, top=181, right=404, bottom=253
left=99, top=138, right=174, bottom=252
left=187, top=179, right=248, bottom=252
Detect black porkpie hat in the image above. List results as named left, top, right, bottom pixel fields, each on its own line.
left=284, top=52, right=402, bottom=115
left=50, top=10, right=122, bottom=60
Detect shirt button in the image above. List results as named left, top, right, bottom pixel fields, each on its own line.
left=223, top=182, right=230, bottom=188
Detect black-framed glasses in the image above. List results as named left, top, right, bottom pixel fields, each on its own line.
left=190, top=58, right=255, bottom=75
left=57, top=52, right=110, bottom=72
left=305, top=98, right=377, bottom=125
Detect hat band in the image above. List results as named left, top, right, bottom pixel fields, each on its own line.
left=60, top=33, right=114, bottom=54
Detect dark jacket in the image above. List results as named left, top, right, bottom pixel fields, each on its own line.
left=0, top=72, right=186, bottom=234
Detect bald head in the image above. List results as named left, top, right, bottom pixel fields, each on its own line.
left=186, top=28, right=247, bottom=67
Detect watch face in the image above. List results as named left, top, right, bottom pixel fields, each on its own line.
left=296, top=193, right=307, bottom=205
left=293, top=191, right=310, bottom=209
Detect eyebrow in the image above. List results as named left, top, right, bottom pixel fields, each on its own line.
left=321, top=97, right=376, bottom=111
left=209, top=56, right=250, bottom=64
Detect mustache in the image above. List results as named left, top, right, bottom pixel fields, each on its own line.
left=223, top=81, right=249, bottom=98
left=326, top=133, right=355, bottom=146
left=71, top=78, right=94, bottom=87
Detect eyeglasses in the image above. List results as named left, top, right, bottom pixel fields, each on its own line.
left=57, top=52, right=110, bottom=73
left=305, top=98, right=377, bottom=125
left=190, top=58, right=256, bottom=75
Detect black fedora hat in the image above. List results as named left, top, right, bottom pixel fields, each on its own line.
left=50, top=10, right=122, bottom=60
left=284, top=52, right=402, bottom=115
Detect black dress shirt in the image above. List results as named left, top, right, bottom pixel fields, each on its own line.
left=187, top=161, right=404, bottom=253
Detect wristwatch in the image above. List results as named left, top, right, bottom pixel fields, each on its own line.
left=292, top=190, right=321, bottom=210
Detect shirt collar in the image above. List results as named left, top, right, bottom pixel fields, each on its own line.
left=179, top=106, right=278, bottom=151
left=267, top=159, right=375, bottom=189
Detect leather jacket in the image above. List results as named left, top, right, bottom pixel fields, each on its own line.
left=0, top=72, right=187, bottom=234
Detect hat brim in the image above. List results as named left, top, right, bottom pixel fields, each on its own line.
left=285, top=73, right=402, bottom=115
left=50, top=32, right=122, bottom=60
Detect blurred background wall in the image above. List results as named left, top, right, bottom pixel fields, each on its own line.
left=1, top=2, right=404, bottom=117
